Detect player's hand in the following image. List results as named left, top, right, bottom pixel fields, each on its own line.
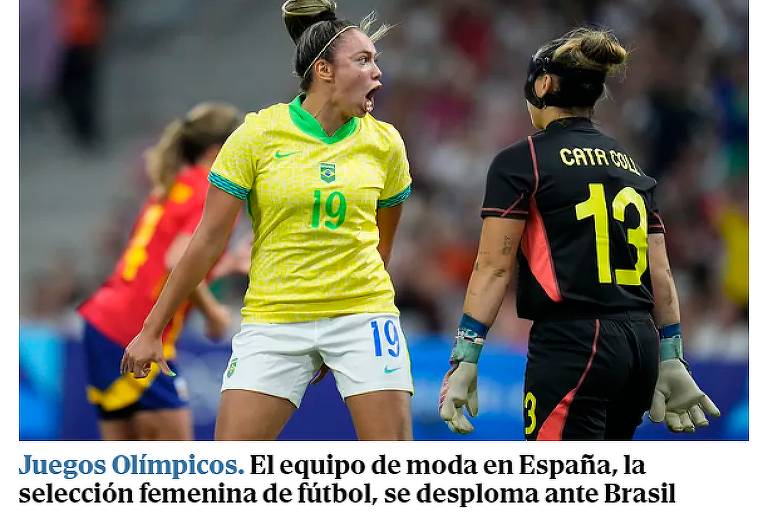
left=439, top=362, right=478, bottom=434
left=120, top=331, right=174, bottom=379
left=204, top=304, right=231, bottom=341
left=649, top=359, right=720, bottom=432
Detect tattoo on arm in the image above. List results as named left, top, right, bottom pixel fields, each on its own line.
left=502, top=235, right=513, bottom=255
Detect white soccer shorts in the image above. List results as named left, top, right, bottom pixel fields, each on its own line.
left=221, top=313, right=413, bottom=407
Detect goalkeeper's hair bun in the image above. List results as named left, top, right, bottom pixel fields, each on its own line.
left=552, top=27, right=628, bottom=75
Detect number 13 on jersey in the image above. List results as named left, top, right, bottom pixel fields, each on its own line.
left=575, top=183, right=648, bottom=286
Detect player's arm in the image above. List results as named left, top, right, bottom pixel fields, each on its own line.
left=439, top=142, right=532, bottom=434
left=648, top=233, right=680, bottom=326
left=377, top=127, right=412, bottom=269
left=376, top=204, right=403, bottom=268
left=439, top=217, right=524, bottom=434
left=166, top=233, right=231, bottom=341
left=121, top=186, right=241, bottom=377
left=648, top=233, right=720, bottom=432
left=463, top=217, right=524, bottom=325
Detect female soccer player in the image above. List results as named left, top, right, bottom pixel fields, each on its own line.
left=79, top=102, right=243, bottom=440
left=438, top=28, right=720, bottom=440
left=121, top=0, right=414, bottom=440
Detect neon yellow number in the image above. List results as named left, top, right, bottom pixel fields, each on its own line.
left=524, top=392, right=537, bottom=435
left=575, top=183, right=612, bottom=283
left=121, top=205, right=165, bottom=281
left=613, top=187, right=648, bottom=285
left=575, top=184, right=648, bottom=286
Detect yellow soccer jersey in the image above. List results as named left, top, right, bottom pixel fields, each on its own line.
left=209, top=95, right=412, bottom=323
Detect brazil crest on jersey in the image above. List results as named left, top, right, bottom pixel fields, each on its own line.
left=209, top=95, right=412, bottom=323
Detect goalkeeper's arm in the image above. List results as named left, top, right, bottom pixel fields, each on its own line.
left=649, top=233, right=681, bottom=327
left=461, top=217, right=525, bottom=327
left=438, top=217, right=524, bottom=434
left=648, top=233, right=720, bottom=431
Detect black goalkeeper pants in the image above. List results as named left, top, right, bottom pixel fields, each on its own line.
left=523, top=311, right=658, bottom=440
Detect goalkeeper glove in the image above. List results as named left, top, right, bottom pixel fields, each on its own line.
left=649, top=324, right=721, bottom=432
left=439, top=314, right=487, bottom=434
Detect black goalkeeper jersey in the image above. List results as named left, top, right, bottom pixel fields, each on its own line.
left=482, top=117, right=665, bottom=320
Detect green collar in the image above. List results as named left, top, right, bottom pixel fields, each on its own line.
left=288, top=95, right=359, bottom=144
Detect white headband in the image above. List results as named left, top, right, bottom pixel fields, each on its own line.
left=302, top=24, right=357, bottom=79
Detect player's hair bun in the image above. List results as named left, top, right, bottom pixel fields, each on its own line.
left=554, top=28, right=627, bottom=75
left=145, top=103, right=241, bottom=198
left=282, top=0, right=338, bottom=44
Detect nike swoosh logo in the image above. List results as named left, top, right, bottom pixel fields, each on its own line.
left=384, top=366, right=402, bottom=374
left=275, top=150, right=300, bottom=159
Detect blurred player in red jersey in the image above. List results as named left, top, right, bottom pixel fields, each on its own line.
left=78, top=103, right=243, bottom=440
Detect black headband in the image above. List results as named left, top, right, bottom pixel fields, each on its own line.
left=524, top=54, right=607, bottom=109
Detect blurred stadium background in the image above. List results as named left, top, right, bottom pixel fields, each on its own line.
left=20, top=0, right=747, bottom=440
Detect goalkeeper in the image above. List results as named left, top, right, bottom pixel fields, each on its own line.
left=438, top=27, right=719, bottom=440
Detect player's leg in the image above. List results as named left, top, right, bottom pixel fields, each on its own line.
left=345, top=390, right=412, bottom=440
left=133, top=408, right=194, bottom=440
left=82, top=323, right=146, bottom=439
left=216, top=322, right=320, bottom=440
left=99, top=417, right=138, bottom=440
left=604, top=398, right=646, bottom=440
left=83, top=322, right=129, bottom=439
left=524, top=320, right=597, bottom=440
left=100, top=409, right=193, bottom=440
left=215, top=390, right=296, bottom=440
left=524, top=319, right=631, bottom=440
left=93, top=367, right=192, bottom=440
left=114, top=359, right=194, bottom=440
left=84, top=321, right=194, bottom=440
left=320, top=313, right=414, bottom=440
left=604, top=316, right=659, bottom=440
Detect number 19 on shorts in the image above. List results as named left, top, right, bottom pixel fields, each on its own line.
left=370, top=320, right=400, bottom=358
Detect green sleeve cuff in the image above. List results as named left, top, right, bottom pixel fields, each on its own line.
left=377, top=184, right=412, bottom=208
left=209, top=171, right=249, bottom=200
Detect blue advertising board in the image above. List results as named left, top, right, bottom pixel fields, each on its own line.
left=20, top=327, right=748, bottom=441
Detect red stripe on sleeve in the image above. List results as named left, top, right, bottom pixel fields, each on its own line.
left=650, top=212, right=666, bottom=232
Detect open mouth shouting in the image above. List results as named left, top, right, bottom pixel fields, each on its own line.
left=365, top=84, right=382, bottom=113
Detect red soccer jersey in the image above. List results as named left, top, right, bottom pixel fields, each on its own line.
left=79, top=166, right=210, bottom=352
